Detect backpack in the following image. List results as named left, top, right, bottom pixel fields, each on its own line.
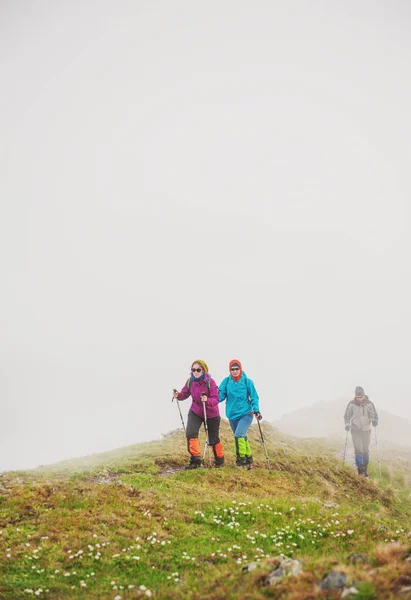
left=187, top=378, right=211, bottom=392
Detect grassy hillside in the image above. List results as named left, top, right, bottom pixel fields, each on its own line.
left=1, top=421, right=411, bottom=599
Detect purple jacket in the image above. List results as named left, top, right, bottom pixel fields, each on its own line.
left=177, top=375, right=220, bottom=419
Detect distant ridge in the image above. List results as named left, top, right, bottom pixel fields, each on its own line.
left=274, top=398, right=411, bottom=448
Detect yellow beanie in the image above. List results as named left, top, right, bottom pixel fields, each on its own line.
left=192, top=359, right=209, bottom=373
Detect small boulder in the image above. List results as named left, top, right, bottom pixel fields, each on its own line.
left=242, top=562, right=258, bottom=573
left=341, top=587, right=359, bottom=598
left=318, top=571, right=347, bottom=590
left=265, top=567, right=285, bottom=585
left=347, top=553, right=369, bottom=565
left=280, top=558, right=303, bottom=575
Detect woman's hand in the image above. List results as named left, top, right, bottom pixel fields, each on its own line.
left=173, top=390, right=179, bottom=399
left=201, top=394, right=208, bottom=403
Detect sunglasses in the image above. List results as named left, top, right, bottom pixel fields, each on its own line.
left=191, top=368, right=202, bottom=373
left=230, top=367, right=240, bottom=371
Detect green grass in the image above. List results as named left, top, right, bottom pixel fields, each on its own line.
left=1, top=422, right=411, bottom=599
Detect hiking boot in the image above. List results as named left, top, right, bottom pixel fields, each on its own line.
left=185, top=462, right=201, bottom=470
left=246, top=463, right=253, bottom=471
left=214, top=456, right=224, bottom=468
left=185, top=456, right=202, bottom=470
left=215, top=463, right=224, bottom=468
left=236, top=457, right=247, bottom=468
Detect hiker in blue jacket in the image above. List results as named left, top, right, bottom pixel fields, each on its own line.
left=219, top=359, right=261, bottom=469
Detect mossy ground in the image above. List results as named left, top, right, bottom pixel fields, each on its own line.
left=1, top=422, right=410, bottom=599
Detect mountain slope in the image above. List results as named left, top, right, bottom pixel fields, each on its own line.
left=0, top=421, right=410, bottom=599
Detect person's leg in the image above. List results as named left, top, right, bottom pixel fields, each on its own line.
left=229, top=418, right=246, bottom=465
left=351, top=429, right=364, bottom=474
left=207, top=416, right=224, bottom=467
left=185, top=410, right=203, bottom=468
left=362, top=430, right=371, bottom=476
left=233, top=414, right=254, bottom=467
left=244, top=439, right=253, bottom=468
left=229, top=418, right=239, bottom=435
left=237, top=415, right=254, bottom=468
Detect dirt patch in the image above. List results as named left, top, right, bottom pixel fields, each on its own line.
left=158, top=466, right=186, bottom=477
left=84, top=470, right=122, bottom=485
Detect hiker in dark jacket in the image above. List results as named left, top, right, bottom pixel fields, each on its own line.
left=173, top=360, right=224, bottom=469
left=219, top=359, right=261, bottom=469
left=344, top=386, right=378, bottom=477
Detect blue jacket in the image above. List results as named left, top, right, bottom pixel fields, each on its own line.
left=218, top=372, right=260, bottom=421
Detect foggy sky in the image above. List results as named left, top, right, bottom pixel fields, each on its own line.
left=1, top=1, right=411, bottom=471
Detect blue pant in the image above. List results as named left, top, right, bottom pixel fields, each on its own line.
left=229, top=414, right=254, bottom=438
left=351, top=428, right=371, bottom=470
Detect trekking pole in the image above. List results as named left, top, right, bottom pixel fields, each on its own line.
left=342, top=429, right=349, bottom=464
left=256, top=418, right=272, bottom=473
left=374, top=427, right=382, bottom=477
left=172, top=390, right=186, bottom=433
left=202, top=400, right=212, bottom=467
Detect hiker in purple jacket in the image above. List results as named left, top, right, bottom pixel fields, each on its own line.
left=173, top=360, right=224, bottom=469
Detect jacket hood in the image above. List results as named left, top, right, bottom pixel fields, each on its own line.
left=229, top=359, right=242, bottom=381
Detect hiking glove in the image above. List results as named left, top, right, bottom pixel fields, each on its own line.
left=372, top=418, right=378, bottom=427
left=345, top=423, right=350, bottom=431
